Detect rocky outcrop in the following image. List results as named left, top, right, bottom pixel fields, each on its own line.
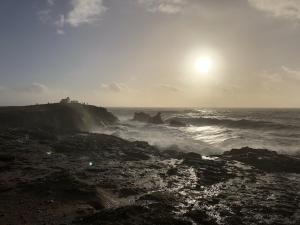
left=222, top=146, right=300, bottom=173
left=168, top=119, right=187, bottom=127
left=1, top=129, right=299, bottom=225
left=132, top=112, right=164, bottom=124
left=0, top=103, right=118, bottom=133
left=148, top=112, right=164, bottom=124
left=132, top=112, right=151, bottom=123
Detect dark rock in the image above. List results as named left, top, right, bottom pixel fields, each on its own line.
left=132, top=112, right=164, bottom=124
left=132, top=112, right=151, bottom=123
left=0, top=103, right=118, bottom=133
left=185, top=210, right=218, bottom=225
left=222, top=147, right=300, bottom=173
left=148, top=112, right=164, bottom=124
left=123, top=151, right=150, bottom=161
left=0, top=154, right=15, bottom=162
left=167, top=167, right=178, bottom=176
left=1, top=128, right=300, bottom=225
left=75, top=204, right=192, bottom=225
left=184, top=152, right=202, bottom=160
left=169, top=119, right=186, bottom=127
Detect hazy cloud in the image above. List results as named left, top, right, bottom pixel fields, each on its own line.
left=249, top=0, right=300, bottom=20
left=282, top=66, right=300, bottom=77
left=37, top=9, right=52, bottom=24
left=0, top=83, right=68, bottom=106
left=47, top=0, right=56, bottom=6
left=260, top=66, right=300, bottom=92
left=15, top=83, right=49, bottom=94
left=137, top=0, right=188, bottom=14
left=101, top=83, right=129, bottom=92
left=157, top=84, right=182, bottom=92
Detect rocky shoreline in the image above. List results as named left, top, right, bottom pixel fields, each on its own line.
left=1, top=128, right=300, bottom=225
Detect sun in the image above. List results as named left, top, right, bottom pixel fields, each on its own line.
left=195, top=56, right=214, bottom=74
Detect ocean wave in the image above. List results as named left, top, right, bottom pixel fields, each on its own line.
left=169, top=117, right=299, bottom=130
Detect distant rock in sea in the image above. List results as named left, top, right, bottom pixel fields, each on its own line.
left=168, top=119, right=187, bottom=127
left=132, top=112, right=164, bottom=124
left=132, top=112, right=151, bottom=123
left=148, top=112, right=164, bottom=124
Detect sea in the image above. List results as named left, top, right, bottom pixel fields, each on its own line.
left=95, top=108, right=300, bottom=156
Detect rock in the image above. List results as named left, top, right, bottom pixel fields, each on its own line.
left=123, top=151, right=150, bottom=161
left=148, top=112, right=164, bottom=124
left=0, top=103, right=118, bottom=133
left=185, top=210, right=218, bottom=225
left=1, top=128, right=300, bottom=225
left=132, top=112, right=164, bottom=124
left=167, top=167, right=178, bottom=176
left=184, top=152, right=202, bottom=160
left=222, top=147, right=300, bottom=173
left=168, top=119, right=186, bottom=127
left=132, top=112, right=151, bottom=123
left=0, top=154, right=15, bottom=162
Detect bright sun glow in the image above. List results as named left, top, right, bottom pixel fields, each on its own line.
left=195, top=56, right=214, bottom=74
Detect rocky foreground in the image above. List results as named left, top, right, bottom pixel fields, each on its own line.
left=1, top=128, right=300, bottom=225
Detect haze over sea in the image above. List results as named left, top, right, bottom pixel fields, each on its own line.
left=96, top=108, right=300, bottom=156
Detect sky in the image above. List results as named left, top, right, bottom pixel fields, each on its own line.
left=0, top=0, right=300, bottom=107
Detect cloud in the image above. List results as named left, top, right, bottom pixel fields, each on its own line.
left=259, top=66, right=300, bottom=92
left=66, top=0, right=107, bottom=27
left=47, top=0, right=56, bottom=6
left=54, top=14, right=65, bottom=34
left=15, top=83, right=49, bottom=94
left=37, top=9, right=52, bottom=24
left=38, top=0, right=107, bottom=33
left=260, top=66, right=300, bottom=83
left=282, top=65, right=300, bottom=77
left=248, top=0, right=300, bottom=20
left=137, top=0, right=188, bottom=14
left=0, top=82, right=71, bottom=106
left=101, top=83, right=129, bottom=92
left=157, top=84, right=182, bottom=92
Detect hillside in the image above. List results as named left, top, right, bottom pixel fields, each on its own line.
left=0, top=103, right=118, bottom=133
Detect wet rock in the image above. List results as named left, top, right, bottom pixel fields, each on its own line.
left=22, top=171, right=105, bottom=210
left=222, top=147, right=300, bottom=173
left=75, top=204, right=192, bottom=225
left=169, top=119, right=186, bottom=127
left=132, top=112, right=164, bottom=124
left=132, top=112, right=151, bottom=123
left=182, top=152, right=203, bottom=166
left=0, top=154, right=15, bottom=162
left=148, top=112, right=164, bottom=124
left=123, top=151, right=150, bottom=161
left=185, top=210, right=218, bottom=225
left=1, top=128, right=300, bottom=225
left=167, top=167, right=178, bottom=176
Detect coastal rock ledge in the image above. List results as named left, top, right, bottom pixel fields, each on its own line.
left=0, top=128, right=300, bottom=225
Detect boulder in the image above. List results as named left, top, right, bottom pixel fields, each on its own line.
left=149, top=112, right=164, bottom=124
left=132, top=112, right=151, bottom=123
left=132, top=112, right=164, bottom=124
left=222, top=147, right=300, bottom=173
left=169, top=119, right=186, bottom=127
